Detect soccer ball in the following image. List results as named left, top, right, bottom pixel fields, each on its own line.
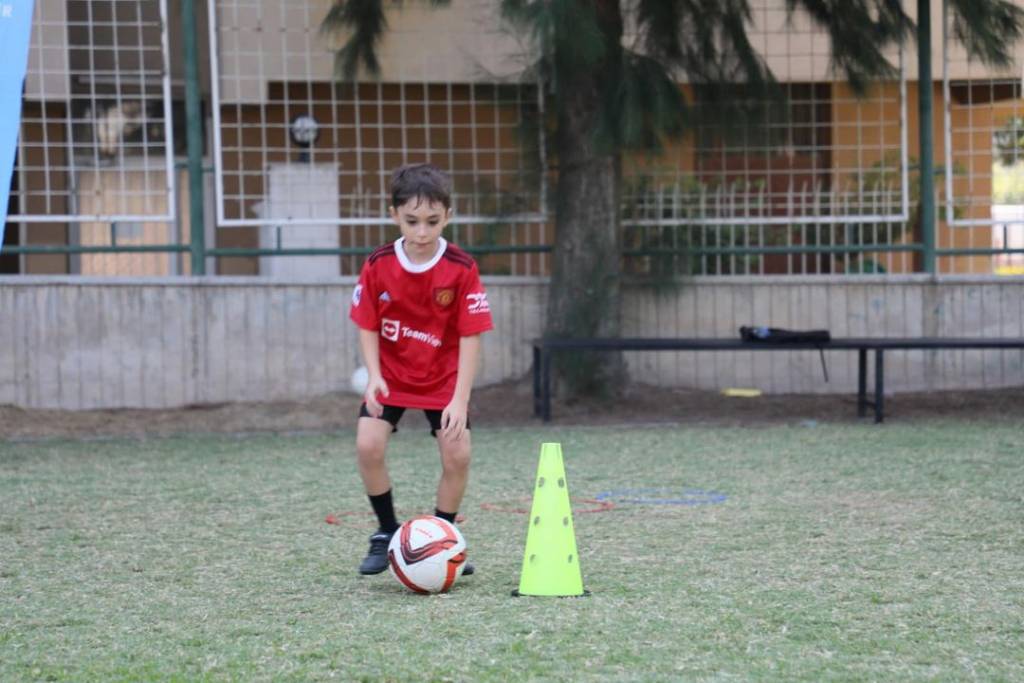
left=349, top=366, right=369, bottom=395
left=388, top=516, right=467, bottom=594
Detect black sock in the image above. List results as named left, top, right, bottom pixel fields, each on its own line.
left=434, top=508, right=457, bottom=524
left=369, top=490, right=399, bottom=534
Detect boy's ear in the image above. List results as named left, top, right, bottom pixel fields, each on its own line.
left=388, top=205, right=399, bottom=224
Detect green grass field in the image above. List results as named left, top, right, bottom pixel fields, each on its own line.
left=2, top=422, right=1023, bottom=682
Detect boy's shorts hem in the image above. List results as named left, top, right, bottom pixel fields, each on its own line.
left=358, top=403, right=471, bottom=437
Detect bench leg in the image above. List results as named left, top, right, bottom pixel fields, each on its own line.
left=874, top=349, right=884, bottom=424
left=857, top=348, right=867, bottom=418
left=532, top=345, right=541, bottom=418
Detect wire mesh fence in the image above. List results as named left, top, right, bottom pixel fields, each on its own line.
left=9, top=0, right=179, bottom=276
left=4, top=0, right=1024, bottom=279
left=208, top=0, right=548, bottom=276
left=942, top=0, right=1024, bottom=275
left=620, top=0, right=912, bottom=277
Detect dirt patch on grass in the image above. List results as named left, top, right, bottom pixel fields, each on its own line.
left=2, top=377, right=1022, bottom=440
left=474, top=380, right=1024, bottom=428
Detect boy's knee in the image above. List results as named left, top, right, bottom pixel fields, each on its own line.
left=440, top=441, right=471, bottom=472
left=356, top=432, right=387, bottom=463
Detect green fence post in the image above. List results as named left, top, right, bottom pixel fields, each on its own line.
left=917, top=0, right=936, bottom=274
left=182, top=0, right=206, bottom=275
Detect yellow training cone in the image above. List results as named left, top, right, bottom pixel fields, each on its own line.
left=513, top=442, right=587, bottom=597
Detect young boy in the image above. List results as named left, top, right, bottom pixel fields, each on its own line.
left=348, top=163, right=493, bottom=575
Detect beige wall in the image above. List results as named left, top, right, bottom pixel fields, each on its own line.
left=214, top=0, right=1024, bottom=103
left=25, top=0, right=69, bottom=100
left=215, top=0, right=526, bottom=102
left=25, top=0, right=1024, bottom=105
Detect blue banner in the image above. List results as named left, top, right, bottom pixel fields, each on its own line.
left=0, top=1, right=35, bottom=252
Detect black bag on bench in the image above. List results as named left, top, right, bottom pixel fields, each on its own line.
left=740, top=326, right=832, bottom=381
left=739, top=326, right=831, bottom=344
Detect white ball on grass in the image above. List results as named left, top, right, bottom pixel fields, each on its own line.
left=388, top=516, right=467, bottom=594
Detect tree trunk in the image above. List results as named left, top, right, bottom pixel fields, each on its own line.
left=544, top=0, right=625, bottom=398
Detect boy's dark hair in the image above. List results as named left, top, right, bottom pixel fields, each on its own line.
left=389, top=163, right=452, bottom=210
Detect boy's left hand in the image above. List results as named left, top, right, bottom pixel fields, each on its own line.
left=441, top=399, right=469, bottom=441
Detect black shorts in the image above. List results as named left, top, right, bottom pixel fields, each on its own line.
left=358, top=403, right=471, bottom=437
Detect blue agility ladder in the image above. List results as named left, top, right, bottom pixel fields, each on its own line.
left=0, top=0, right=36, bottom=251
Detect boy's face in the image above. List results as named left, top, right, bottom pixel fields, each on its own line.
left=390, top=196, right=451, bottom=257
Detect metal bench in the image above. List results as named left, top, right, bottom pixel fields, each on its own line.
left=531, top=337, right=1024, bottom=423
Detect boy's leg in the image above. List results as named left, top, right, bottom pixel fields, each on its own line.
left=356, top=408, right=401, bottom=575
left=356, top=415, right=395, bottom=506
left=433, top=422, right=475, bottom=575
left=435, top=428, right=471, bottom=515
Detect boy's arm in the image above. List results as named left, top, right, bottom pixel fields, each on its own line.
left=359, top=327, right=389, bottom=417
left=442, top=334, right=481, bottom=440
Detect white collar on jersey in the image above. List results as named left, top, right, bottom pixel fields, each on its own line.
left=395, top=236, right=448, bottom=273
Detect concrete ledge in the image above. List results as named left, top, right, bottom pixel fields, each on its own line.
left=2, top=277, right=1021, bottom=409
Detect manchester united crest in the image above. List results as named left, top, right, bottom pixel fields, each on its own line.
left=434, top=288, right=455, bottom=307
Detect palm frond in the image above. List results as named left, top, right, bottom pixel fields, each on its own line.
left=788, top=0, right=911, bottom=95
left=320, top=0, right=450, bottom=80
left=501, top=0, right=606, bottom=73
left=596, top=50, right=690, bottom=153
left=947, top=0, right=1024, bottom=67
left=634, top=0, right=686, bottom=67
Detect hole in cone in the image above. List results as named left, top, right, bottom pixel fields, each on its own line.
left=480, top=498, right=615, bottom=515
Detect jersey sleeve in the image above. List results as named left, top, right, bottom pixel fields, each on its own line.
left=349, top=260, right=380, bottom=331
left=456, top=261, right=494, bottom=337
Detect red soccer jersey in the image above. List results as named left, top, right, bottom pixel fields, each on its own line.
left=349, top=237, right=494, bottom=409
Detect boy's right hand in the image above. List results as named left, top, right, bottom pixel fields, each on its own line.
left=364, top=375, right=390, bottom=417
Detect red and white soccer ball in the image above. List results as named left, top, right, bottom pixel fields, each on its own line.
left=388, top=516, right=467, bottom=594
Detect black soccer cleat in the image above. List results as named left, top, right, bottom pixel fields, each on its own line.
left=461, top=562, right=475, bottom=576
left=358, top=531, right=393, bottom=575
